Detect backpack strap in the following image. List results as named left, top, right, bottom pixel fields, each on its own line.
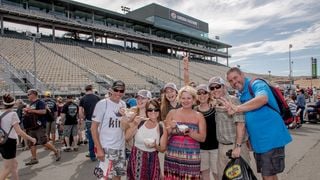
left=0, top=110, right=14, bottom=135
left=248, top=78, right=280, bottom=114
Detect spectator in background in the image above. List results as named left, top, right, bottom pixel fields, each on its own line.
left=23, top=89, right=61, bottom=165
left=43, top=91, right=57, bottom=145
left=16, top=99, right=27, bottom=149
left=60, top=95, right=79, bottom=152
left=0, top=93, right=36, bottom=180
left=79, top=84, right=100, bottom=161
left=56, top=96, right=65, bottom=144
left=296, top=88, right=306, bottom=124
left=126, top=94, right=137, bottom=108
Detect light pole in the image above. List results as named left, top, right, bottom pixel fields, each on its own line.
left=289, top=44, right=293, bottom=87
left=268, top=70, right=271, bottom=81
left=121, top=6, right=130, bottom=14
left=26, top=31, right=41, bottom=90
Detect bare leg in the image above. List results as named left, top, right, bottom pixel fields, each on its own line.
left=0, top=159, right=19, bottom=180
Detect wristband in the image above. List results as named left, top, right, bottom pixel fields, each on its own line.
left=236, top=143, right=242, bottom=148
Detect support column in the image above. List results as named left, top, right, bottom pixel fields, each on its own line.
left=171, top=47, right=173, bottom=57
left=0, top=15, right=3, bottom=36
left=149, top=43, right=153, bottom=55
left=92, top=12, right=94, bottom=24
left=149, top=27, right=152, bottom=35
left=52, top=25, right=55, bottom=41
left=105, top=36, right=108, bottom=46
left=226, top=48, right=229, bottom=67
left=124, top=38, right=127, bottom=51
left=92, top=32, right=95, bottom=46
left=36, top=25, right=39, bottom=33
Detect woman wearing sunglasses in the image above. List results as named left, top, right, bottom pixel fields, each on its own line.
left=195, top=84, right=219, bottom=180
left=126, top=99, right=168, bottom=180
left=164, top=86, right=206, bottom=179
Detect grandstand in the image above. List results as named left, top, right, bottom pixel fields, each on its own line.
left=0, top=0, right=232, bottom=95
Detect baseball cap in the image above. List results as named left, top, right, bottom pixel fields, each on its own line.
left=44, top=91, right=51, bottom=97
left=196, top=84, right=209, bottom=92
left=112, top=80, right=125, bottom=90
left=208, top=77, right=225, bottom=86
left=137, top=89, right=152, bottom=99
left=163, top=82, right=178, bottom=92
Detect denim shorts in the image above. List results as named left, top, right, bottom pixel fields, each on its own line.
left=254, top=147, right=285, bottom=176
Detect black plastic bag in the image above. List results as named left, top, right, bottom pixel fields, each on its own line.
left=222, top=156, right=257, bottom=180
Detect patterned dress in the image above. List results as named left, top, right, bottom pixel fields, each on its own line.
left=127, top=146, right=161, bottom=180
left=164, top=122, right=201, bottom=180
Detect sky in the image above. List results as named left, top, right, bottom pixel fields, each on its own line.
left=72, top=0, right=320, bottom=77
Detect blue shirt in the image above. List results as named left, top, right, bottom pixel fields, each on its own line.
left=239, top=78, right=292, bottom=153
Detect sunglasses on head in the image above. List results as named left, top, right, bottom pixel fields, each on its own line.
left=113, top=89, right=125, bottom=93
left=209, top=84, right=222, bottom=91
left=146, top=108, right=160, bottom=112
left=197, top=91, right=208, bottom=95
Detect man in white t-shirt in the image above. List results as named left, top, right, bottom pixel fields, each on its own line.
left=91, top=80, right=127, bottom=180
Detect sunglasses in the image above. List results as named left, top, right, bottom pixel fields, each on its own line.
left=197, top=91, right=208, bottom=95
left=113, top=89, right=125, bottom=93
left=209, top=84, right=222, bottom=91
left=27, top=93, right=32, bottom=96
left=146, top=108, right=160, bottom=112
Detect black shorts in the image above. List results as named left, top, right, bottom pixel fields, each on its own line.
left=254, top=147, right=285, bottom=176
left=0, top=138, right=17, bottom=159
left=27, top=127, right=48, bottom=146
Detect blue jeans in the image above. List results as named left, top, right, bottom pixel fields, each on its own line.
left=85, top=120, right=95, bottom=160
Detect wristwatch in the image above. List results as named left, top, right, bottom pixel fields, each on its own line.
left=236, top=143, right=242, bottom=148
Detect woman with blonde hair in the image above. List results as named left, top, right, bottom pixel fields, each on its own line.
left=164, top=86, right=206, bottom=179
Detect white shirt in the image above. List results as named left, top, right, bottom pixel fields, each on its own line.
left=92, top=98, right=126, bottom=149
left=134, top=123, right=160, bottom=152
left=0, top=111, right=19, bottom=139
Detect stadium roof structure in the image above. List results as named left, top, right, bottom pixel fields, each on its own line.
left=0, top=0, right=231, bottom=63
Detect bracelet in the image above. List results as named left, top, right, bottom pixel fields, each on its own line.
left=236, top=143, right=242, bottom=148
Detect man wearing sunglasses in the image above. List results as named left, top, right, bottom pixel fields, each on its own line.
left=208, top=76, right=251, bottom=180
left=91, top=80, right=127, bottom=180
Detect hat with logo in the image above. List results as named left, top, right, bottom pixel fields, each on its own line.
left=137, top=89, right=152, bottom=99
left=163, top=82, right=178, bottom=92
left=112, top=80, right=125, bottom=90
left=196, top=84, right=209, bottom=92
left=208, top=76, right=225, bottom=86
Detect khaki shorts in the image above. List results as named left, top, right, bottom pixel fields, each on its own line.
left=200, top=149, right=218, bottom=172
left=27, top=127, right=48, bottom=146
left=46, top=121, right=56, bottom=134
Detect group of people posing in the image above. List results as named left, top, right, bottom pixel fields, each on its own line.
left=89, top=67, right=292, bottom=180
left=0, top=66, right=292, bottom=180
